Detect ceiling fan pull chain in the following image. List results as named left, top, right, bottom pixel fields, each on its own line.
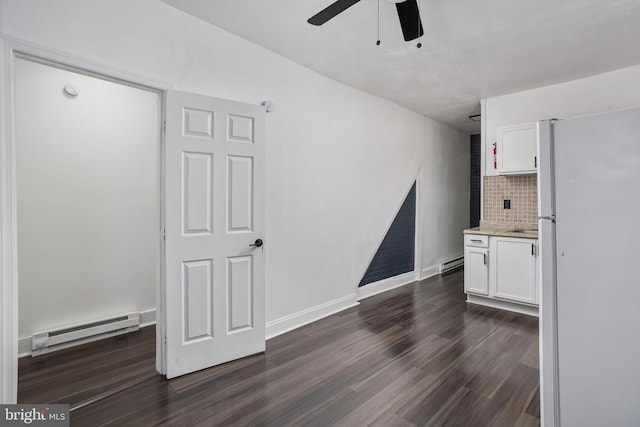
left=417, top=0, right=422, bottom=48
left=376, top=0, right=381, bottom=45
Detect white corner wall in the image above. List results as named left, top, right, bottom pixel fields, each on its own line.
left=0, top=0, right=469, bottom=340
left=14, top=58, right=159, bottom=345
left=421, top=117, right=469, bottom=278
left=483, top=64, right=640, bottom=176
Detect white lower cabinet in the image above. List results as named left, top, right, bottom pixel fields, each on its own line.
left=464, top=247, right=489, bottom=295
left=464, top=234, right=538, bottom=314
left=492, top=237, right=537, bottom=305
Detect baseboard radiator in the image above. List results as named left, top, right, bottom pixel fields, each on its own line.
left=438, top=255, right=464, bottom=274
left=31, top=312, right=140, bottom=356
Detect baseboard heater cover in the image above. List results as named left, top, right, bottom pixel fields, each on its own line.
left=31, top=312, right=140, bottom=356
left=438, top=255, right=464, bottom=273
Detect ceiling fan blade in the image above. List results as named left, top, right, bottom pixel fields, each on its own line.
left=308, top=0, right=362, bottom=26
left=396, top=0, right=424, bottom=41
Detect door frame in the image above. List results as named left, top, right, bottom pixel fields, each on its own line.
left=0, top=36, right=171, bottom=403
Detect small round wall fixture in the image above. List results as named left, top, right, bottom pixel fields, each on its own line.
left=64, top=83, right=79, bottom=97
left=262, top=100, right=274, bottom=113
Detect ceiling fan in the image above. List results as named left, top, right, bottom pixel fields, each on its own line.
left=308, top=0, right=424, bottom=42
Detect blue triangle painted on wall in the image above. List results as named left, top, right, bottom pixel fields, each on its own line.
left=359, top=181, right=416, bottom=287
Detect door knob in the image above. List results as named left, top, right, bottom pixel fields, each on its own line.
left=250, top=239, right=264, bottom=248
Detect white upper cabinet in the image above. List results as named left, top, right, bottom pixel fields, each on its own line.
left=496, top=123, right=538, bottom=175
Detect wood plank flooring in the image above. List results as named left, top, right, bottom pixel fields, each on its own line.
left=18, top=325, right=157, bottom=409
left=20, top=269, right=540, bottom=426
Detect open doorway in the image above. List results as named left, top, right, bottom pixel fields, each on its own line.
left=14, top=56, right=162, bottom=407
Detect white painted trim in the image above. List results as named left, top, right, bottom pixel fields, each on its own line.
left=156, top=91, right=167, bottom=376
left=466, top=294, right=539, bottom=317
left=266, top=294, right=358, bottom=340
left=17, top=339, right=30, bottom=359
left=420, top=264, right=440, bottom=281
left=414, top=167, right=423, bottom=281
left=0, top=38, right=18, bottom=404
left=0, top=36, right=170, bottom=398
left=356, top=272, right=417, bottom=301
left=2, top=35, right=171, bottom=92
left=139, top=309, right=157, bottom=328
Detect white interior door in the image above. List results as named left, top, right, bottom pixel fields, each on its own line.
left=164, top=89, right=265, bottom=379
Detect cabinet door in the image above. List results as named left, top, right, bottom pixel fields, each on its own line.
left=492, top=237, right=537, bottom=304
left=497, top=123, right=538, bottom=175
left=464, top=247, right=489, bottom=295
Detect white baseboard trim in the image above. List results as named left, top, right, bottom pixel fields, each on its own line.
left=266, top=294, right=358, bottom=340
left=419, top=264, right=439, bottom=281
left=466, top=294, right=539, bottom=317
left=17, top=337, right=30, bottom=359
left=356, top=271, right=417, bottom=301
left=18, top=309, right=157, bottom=358
left=139, top=309, right=156, bottom=328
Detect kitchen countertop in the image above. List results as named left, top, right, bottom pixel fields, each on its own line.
left=464, top=223, right=538, bottom=239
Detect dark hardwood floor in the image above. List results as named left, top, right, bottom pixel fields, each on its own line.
left=18, top=325, right=157, bottom=409
left=20, top=269, right=540, bottom=426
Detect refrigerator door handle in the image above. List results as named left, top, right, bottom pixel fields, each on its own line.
left=537, top=120, right=556, bottom=218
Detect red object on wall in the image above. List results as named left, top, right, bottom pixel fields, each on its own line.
left=493, top=142, right=497, bottom=169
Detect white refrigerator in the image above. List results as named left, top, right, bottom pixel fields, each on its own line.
left=538, top=108, right=640, bottom=427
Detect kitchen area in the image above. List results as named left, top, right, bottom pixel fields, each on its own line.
left=475, top=90, right=640, bottom=426
left=464, top=122, right=540, bottom=317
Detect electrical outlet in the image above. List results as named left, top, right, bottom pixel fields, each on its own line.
left=504, top=199, right=511, bottom=209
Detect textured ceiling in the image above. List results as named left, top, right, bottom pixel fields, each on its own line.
left=161, top=0, right=640, bottom=133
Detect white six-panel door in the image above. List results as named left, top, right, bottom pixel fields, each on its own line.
left=164, top=90, right=265, bottom=379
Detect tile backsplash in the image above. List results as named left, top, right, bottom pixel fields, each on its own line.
left=483, top=175, right=537, bottom=227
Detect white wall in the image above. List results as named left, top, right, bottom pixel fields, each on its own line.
left=0, top=0, right=468, bottom=335
left=15, top=58, right=159, bottom=343
left=483, top=64, right=640, bottom=176
left=421, top=117, right=469, bottom=277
